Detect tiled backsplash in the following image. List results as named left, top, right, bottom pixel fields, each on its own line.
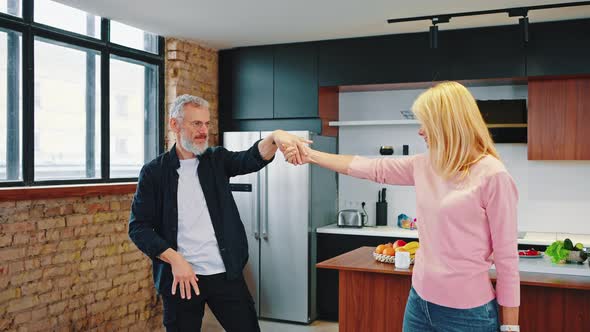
left=337, top=85, right=590, bottom=234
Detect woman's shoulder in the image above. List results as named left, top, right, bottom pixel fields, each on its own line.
left=472, top=155, right=509, bottom=177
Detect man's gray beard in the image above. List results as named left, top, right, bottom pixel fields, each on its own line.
left=181, top=134, right=208, bottom=156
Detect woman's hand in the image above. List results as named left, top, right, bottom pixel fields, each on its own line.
left=272, top=130, right=312, bottom=165
left=284, top=145, right=314, bottom=165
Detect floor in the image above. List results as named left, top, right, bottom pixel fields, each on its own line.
left=202, top=305, right=339, bottom=332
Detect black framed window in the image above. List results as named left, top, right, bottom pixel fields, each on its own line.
left=0, top=0, right=164, bottom=187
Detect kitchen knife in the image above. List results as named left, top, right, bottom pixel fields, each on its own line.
left=382, top=188, right=386, bottom=202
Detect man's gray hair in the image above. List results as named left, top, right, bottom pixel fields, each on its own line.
left=169, top=94, right=210, bottom=119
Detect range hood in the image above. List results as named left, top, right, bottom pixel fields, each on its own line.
left=477, top=99, right=527, bottom=143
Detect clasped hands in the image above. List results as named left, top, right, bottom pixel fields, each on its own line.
left=271, top=130, right=314, bottom=165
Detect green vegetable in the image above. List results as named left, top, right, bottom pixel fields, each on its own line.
left=575, top=242, right=584, bottom=251
left=564, top=238, right=574, bottom=250
left=546, top=241, right=570, bottom=264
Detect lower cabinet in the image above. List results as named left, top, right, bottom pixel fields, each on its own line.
left=316, top=233, right=547, bottom=322
left=316, top=233, right=417, bottom=321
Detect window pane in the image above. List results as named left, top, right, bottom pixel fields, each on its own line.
left=110, top=21, right=158, bottom=54
left=35, top=0, right=100, bottom=38
left=0, top=30, right=22, bottom=181
left=110, top=56, right=158, bottom=178
left=0, top=0, right=21, bottom=17
left=34, top=38, right=101, bottom=180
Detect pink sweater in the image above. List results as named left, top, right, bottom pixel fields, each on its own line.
left=348, top=154, right=520, bottom=308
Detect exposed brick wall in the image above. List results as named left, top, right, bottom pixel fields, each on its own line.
left=165, top=38, right=219, bottom=149
left=0, top=196, right=162, bottom=331
left=0, top=38, right=219, bottom=332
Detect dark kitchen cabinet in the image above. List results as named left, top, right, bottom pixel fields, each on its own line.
left=527, top=19, right=590, bottom=77
left=273, top=43, right=318, bottom=118
left=229, top=46, right=274, bottom=120
left=440, top=24, right=526, bottom=80
left=318, top=32, right=440, bottom=86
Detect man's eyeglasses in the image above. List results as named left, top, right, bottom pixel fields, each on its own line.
left=184, top=120, right=210, bottom=130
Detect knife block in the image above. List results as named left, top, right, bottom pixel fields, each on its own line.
left=376, top=201, right=387, bottom=226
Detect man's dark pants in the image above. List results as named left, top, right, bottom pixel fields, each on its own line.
left=161, top=273, right=260, bottom=332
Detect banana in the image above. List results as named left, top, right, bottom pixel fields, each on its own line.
left=396, top=248, right=418, bottom=255
left=402, top=241, right=420, bottom=251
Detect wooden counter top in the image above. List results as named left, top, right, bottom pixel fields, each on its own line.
left=317, top=246, right=590, bottom=291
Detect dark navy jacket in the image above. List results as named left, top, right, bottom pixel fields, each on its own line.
left=128, top=141, right=272, bottom=294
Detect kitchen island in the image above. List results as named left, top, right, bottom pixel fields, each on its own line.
left=316, top=246, right=590, bottom=332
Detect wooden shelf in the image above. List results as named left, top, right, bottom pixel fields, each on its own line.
left=328, top=120, right=420, bottom=127
left=487, top=123, right=527, bottom=128
left=329, top=120, right=527, bottom=128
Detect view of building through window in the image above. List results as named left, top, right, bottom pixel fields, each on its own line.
left=35, top=0, right=100, bottom=38
left=0, top=0, right=22, bottom=17
left=33, top=38, right=101, bottom=180
left=110, top=57, right=158, bottom=178
left=111, top=20, right=158, bottom=54
left=0, top=30, right=22, bottom=181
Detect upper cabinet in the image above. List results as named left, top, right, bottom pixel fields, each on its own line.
left=220, top=43, right=319, bottom=122
left=219, top=18, right=590, bottom=144
left=440, top=25, right=526, bottom=80
left=528, top=77, right=590, bottom=160
left=527, top=19, right=590, bottom=77
left=318, top=33, right=439, bottom=86
left=273, top=43, right=318, bottom=118
left=228, top=46, right=274, bottom=120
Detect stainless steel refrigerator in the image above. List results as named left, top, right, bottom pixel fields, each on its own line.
left=223, top=131, right=337, bottom=323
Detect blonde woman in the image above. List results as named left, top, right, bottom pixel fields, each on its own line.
left=285, top=82, right=520, bottom=332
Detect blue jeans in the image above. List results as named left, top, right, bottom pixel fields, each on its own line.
left=403, top=287, right=499, bottom=332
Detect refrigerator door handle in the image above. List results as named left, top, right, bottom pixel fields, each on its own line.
left=261, top=167, right=268, bottom=240
left=254, top=174, right=260, bottom=240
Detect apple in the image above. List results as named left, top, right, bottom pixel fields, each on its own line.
left=392, top=240, right=407, bottom=250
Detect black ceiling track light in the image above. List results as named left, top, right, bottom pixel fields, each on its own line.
left=429, top=15, right=450, bottom=49
left=387, top=1, right=590, bottom=47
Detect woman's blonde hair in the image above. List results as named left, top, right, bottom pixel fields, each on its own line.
left=412, top=81, right=499, bottom=180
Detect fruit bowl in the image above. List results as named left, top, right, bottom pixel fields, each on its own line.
left=372, top=252, right=414, bottom=265
left=373, top=252, right=396, bottom=264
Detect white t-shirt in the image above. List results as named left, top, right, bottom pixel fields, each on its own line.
left=176, top=158, right=226, bottom=275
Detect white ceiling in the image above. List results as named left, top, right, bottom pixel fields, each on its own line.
left=55, top=0, right=590, bottom=49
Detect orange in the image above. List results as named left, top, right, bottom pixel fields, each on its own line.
left=375, top=244, right=387, bottom=254
left=382, top=247, right=396, bottom=256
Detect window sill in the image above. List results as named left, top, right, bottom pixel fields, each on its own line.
left=0, top=182, right=137, bottom=201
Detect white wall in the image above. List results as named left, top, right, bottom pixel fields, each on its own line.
left=337, top=86, right=590, bottom=234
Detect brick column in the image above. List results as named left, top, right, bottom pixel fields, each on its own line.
left=165, top=38, right=219, bottom=149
